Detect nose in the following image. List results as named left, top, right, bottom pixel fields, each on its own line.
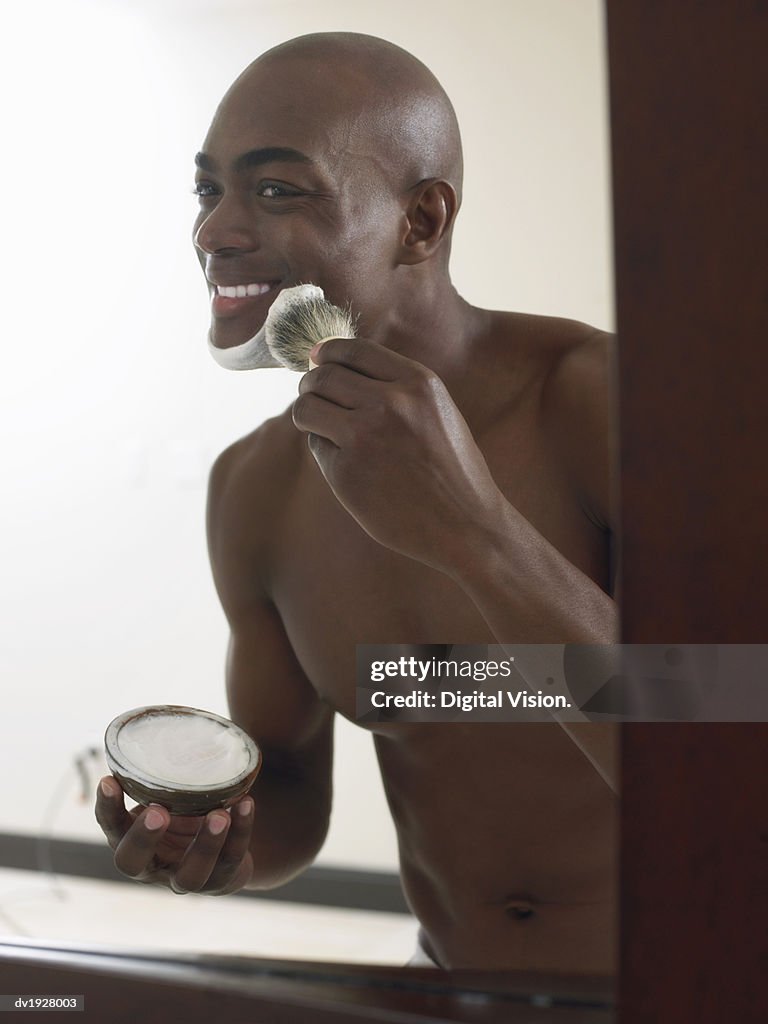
left=193, top=193, right=258, bottom=254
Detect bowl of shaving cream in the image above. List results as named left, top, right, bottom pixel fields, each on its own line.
left=105, top=705, right=261, bottom=815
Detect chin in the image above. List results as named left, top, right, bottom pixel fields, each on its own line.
left=206, top=322, right=279, bottom=371
left=209, top=321, right=259, bottom=350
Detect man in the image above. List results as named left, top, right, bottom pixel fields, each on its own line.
left=96, top=32, right=619, bottom=973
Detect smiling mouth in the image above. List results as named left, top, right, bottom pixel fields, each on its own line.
left=210, top=281, right=281, bottom=322
left=215, top=282, right=273, bottom=298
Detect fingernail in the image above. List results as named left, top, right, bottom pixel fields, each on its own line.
left=208, top=814, right=228, bottom=836
left=237, top=799, right=252, bottom=816
left=100, top=778, right=117, bottom=798
left=145, top=807, right=165, bottom=831
left=309, top=338, right=333, bottom=362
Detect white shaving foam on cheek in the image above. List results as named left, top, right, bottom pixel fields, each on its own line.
left=266, top=283, right=325, bottom=322
left=118, top=714, right=250, bottom=786
left=207, top=284, right=327, bottom=371
left=207, top=323, right=282, bottom=371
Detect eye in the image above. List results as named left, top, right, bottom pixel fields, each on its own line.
left=191, top=181, right=219, bottom=199
left=257, top=181, right=301, bottom=198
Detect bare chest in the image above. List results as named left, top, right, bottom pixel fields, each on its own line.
left=265, top=413, right=608, bottom=719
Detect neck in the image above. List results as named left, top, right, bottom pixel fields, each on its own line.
left=368, top=277, right=492, bottom=400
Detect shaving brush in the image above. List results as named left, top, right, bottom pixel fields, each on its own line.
left=265, top=284, right=356, bottom=371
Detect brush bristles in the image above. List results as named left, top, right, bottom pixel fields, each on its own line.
left=265, top=285, right=356, bottom=372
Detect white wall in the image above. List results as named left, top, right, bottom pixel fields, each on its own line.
left=0, top=0, right=611, bottom=872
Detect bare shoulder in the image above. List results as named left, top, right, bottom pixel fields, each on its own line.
left=209, top=408, right=301, bottom=516
left=480, top=310, right=611, bottom=390
left=486, top=309, right=611, bottom=365
left=207, top=408, right=302, bottom=597
left=538, top=318, right=617, bottom=530
left=488, top=311, right=616, bottom=529
left=537, top=317, right=616, bottom=422
left=209, top=407, right=301, bottom=496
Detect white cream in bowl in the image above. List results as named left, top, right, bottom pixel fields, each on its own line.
left=104, top=705, right=261, bottom=814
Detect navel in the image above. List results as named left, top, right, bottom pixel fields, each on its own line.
left=504, top=897, right=536, bottom=921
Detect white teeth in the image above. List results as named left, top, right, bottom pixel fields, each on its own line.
left=216, top=283, right=272, bottom=298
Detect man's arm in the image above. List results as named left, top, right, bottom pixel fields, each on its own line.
left=293, top=333, right=618, bottom=640
left=431, top=331, right=620, bottom=791
left=216, top=577, right=334, bottom=888
left=434, top=325, right=619, bottom=637
left=292, top=332, right=619, bottom=790
left=96, top=429, right=334, bottom=893
left=211, top=433, right=335, bottom=887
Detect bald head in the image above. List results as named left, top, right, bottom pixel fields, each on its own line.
left=230, top=32, right=463, bottom=204
left=195, top=34, right=465, bottom=352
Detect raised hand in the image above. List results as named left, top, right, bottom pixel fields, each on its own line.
left=292, top=338, right=506, bottom=576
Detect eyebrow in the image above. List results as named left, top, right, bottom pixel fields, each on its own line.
left=194, top=146, right=314, bottom=173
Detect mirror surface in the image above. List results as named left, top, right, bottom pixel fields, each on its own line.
left=0, top=0, right=614, bottom=975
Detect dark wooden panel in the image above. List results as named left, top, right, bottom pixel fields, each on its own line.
left=609, top=1, right=768, bottom=642
left=620, top=723, right=768, bottom=1021
left=606, top=2, right=768, bottom=1022
left=0, top=940, right=615, bottom=1023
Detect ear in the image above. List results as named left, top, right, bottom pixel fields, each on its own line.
left=398, top=179, right=459, bottom=265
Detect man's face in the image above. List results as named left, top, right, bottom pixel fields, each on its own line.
left=193, top=59, right=403, bottom=351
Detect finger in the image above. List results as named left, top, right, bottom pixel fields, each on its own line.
left=170, top=809, right=232, bottom=893
left=206, top=797, right=254, bottom=893
left=310, top=338, right=419, bottom=381
left=307, top=432, right=339, bottom=469
left=113, top=803, right=170, bottom=879
left=292, top=392, right=348, bottom=446
left=95, top=776, right=135, bottom=851
left=298, top=362, right=382, bottom=409
left=214, top=852, right=254, bottom=897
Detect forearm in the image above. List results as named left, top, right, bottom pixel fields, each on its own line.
left=244, top=767, right=331, bottom=889
left=447, top=499, right=620, bottom=792
left=450, top=498, right=617, bottom=644
left=556, top=720, right=619, bottom=794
